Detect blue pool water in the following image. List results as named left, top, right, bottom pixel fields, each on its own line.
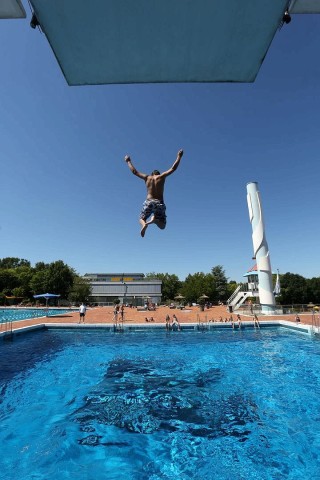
left=0, top=328, right=320, bottom=480
left=0, top=308, right=76, bottom=323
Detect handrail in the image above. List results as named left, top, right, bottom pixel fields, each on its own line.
left=227, top=285, right=241, bottom=304
left=235, top=291, right=252, bottom=309
left=311, top=310, right=320, bottom=335
left=114, top=311, right=125, bottom=332
left=2, top=317, right=13, bottom=340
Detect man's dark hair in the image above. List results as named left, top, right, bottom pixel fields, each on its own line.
left=151, top=170, right=160, bottom=175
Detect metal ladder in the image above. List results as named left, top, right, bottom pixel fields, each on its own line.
left=114, top=312, right=125, bottom=332
left=197, top=314, right=208, bottom=331
left=1, top=316, right=13, bottom=340
left=311, top=310, right=320, bottom=335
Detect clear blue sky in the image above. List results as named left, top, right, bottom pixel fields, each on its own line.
left=1, top=11, right=320, bottom=282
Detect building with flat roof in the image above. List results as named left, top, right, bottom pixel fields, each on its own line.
left=84, top=273, right=162, bottom=306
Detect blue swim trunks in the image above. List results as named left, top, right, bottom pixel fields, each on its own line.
left=140, top=199, right=167, bottom=225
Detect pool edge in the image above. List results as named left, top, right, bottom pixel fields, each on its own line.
left=0, top=320, right=313, bottom=341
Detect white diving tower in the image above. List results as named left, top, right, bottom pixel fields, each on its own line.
left=227, top=182, right=277, bottom=314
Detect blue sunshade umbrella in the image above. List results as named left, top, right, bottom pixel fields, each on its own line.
left=33, top=293, right=60, bottom=308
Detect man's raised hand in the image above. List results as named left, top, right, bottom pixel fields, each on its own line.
left=178, top=149, right=184, bottom=158
left=125, top=155, right=131, bottom=163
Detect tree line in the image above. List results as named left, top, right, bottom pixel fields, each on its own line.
left=0, top=260, right=235, bottom=306
left=0, top=257, right=318, bottom=306
left=147, top=268, right=320, bottom=305
left=277, top=272, right=320, bottom=305
left=0, top=257, right=91, bottom=305
left=146, top=265, right=237, bottom=304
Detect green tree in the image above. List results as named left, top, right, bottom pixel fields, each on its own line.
left=0, top=257, right=31, bottom=269
left=0, top=257, right=94, bottom=304
left=12, top=287, right=25, bottom=298
left=46, top=261, right=75, bottom=298
left=211, top=265, right=228, bottom=302
left=30, top=269, right=49, bottom=295
left=34, top=261, right=49, bottom=271
left=69, top=276, right=92, bottom=304
left=306, top=277, right=320, bottom=304
left=182, top=272, right=216, bottom=303
left=0, top=269, right=20, bottom=295
left=145, top=272, right=181, bottom=302
left=15, top=266, right=33, bottom=298
left=30, top=260, right=75, bottom=299
left=279, top=273, right=308, bottom=304
left=226, top=280, right=238, bottom=300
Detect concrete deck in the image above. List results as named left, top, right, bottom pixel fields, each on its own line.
left=1, top=305, right=316, bottom=331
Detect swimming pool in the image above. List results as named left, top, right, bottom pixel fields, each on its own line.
left=0, top=328, right=319, bottom=479
left=0, top=308, right=76, bottom=323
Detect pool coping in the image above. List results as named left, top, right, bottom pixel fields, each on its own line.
left=0, top=319, right=314, bottom=340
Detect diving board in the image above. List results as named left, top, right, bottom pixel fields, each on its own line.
left=0, top=0, right=26, bottom=18
left=289, top=0, right=320, bottom=13
left=29, top=0, right=289, bottom=85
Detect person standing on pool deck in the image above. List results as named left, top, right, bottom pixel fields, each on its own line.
left=79, top=303, right=86, bottom=323
left=124, top=149, right=184, bottom=237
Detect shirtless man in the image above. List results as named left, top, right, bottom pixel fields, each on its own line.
left=125, top=149, right=183, bottom=237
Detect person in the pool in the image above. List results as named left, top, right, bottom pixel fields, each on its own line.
left=124, top=149, right=183, bottom=237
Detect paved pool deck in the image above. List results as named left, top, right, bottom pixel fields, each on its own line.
left=2, top=305, right=317, bottom=331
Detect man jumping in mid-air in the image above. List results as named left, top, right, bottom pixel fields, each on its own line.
left=125, top=149, right=183, bottom=237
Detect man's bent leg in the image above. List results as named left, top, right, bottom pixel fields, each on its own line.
left=153, top=218, right=166, bottom=230
left=139, top=201, right=166, bottom=236
left=154, top=203, right=166, bottom=230
left=139, top=200, right=154, bottom=237
left=140, top=214, right=159, bottom=237
left=139, top=218, right=149, bottom=237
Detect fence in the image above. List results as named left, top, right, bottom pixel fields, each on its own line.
left=237, top=304, right=319, bottom=315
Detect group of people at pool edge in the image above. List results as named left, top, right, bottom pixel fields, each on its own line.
left=79, top=303, right=262, bottom=329
left=166, top=314, right=181, bottom=331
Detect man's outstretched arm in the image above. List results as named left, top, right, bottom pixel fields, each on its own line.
left=161, top=149, right=184, bottom=177
left=125, top=155, right=147, bottom=180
